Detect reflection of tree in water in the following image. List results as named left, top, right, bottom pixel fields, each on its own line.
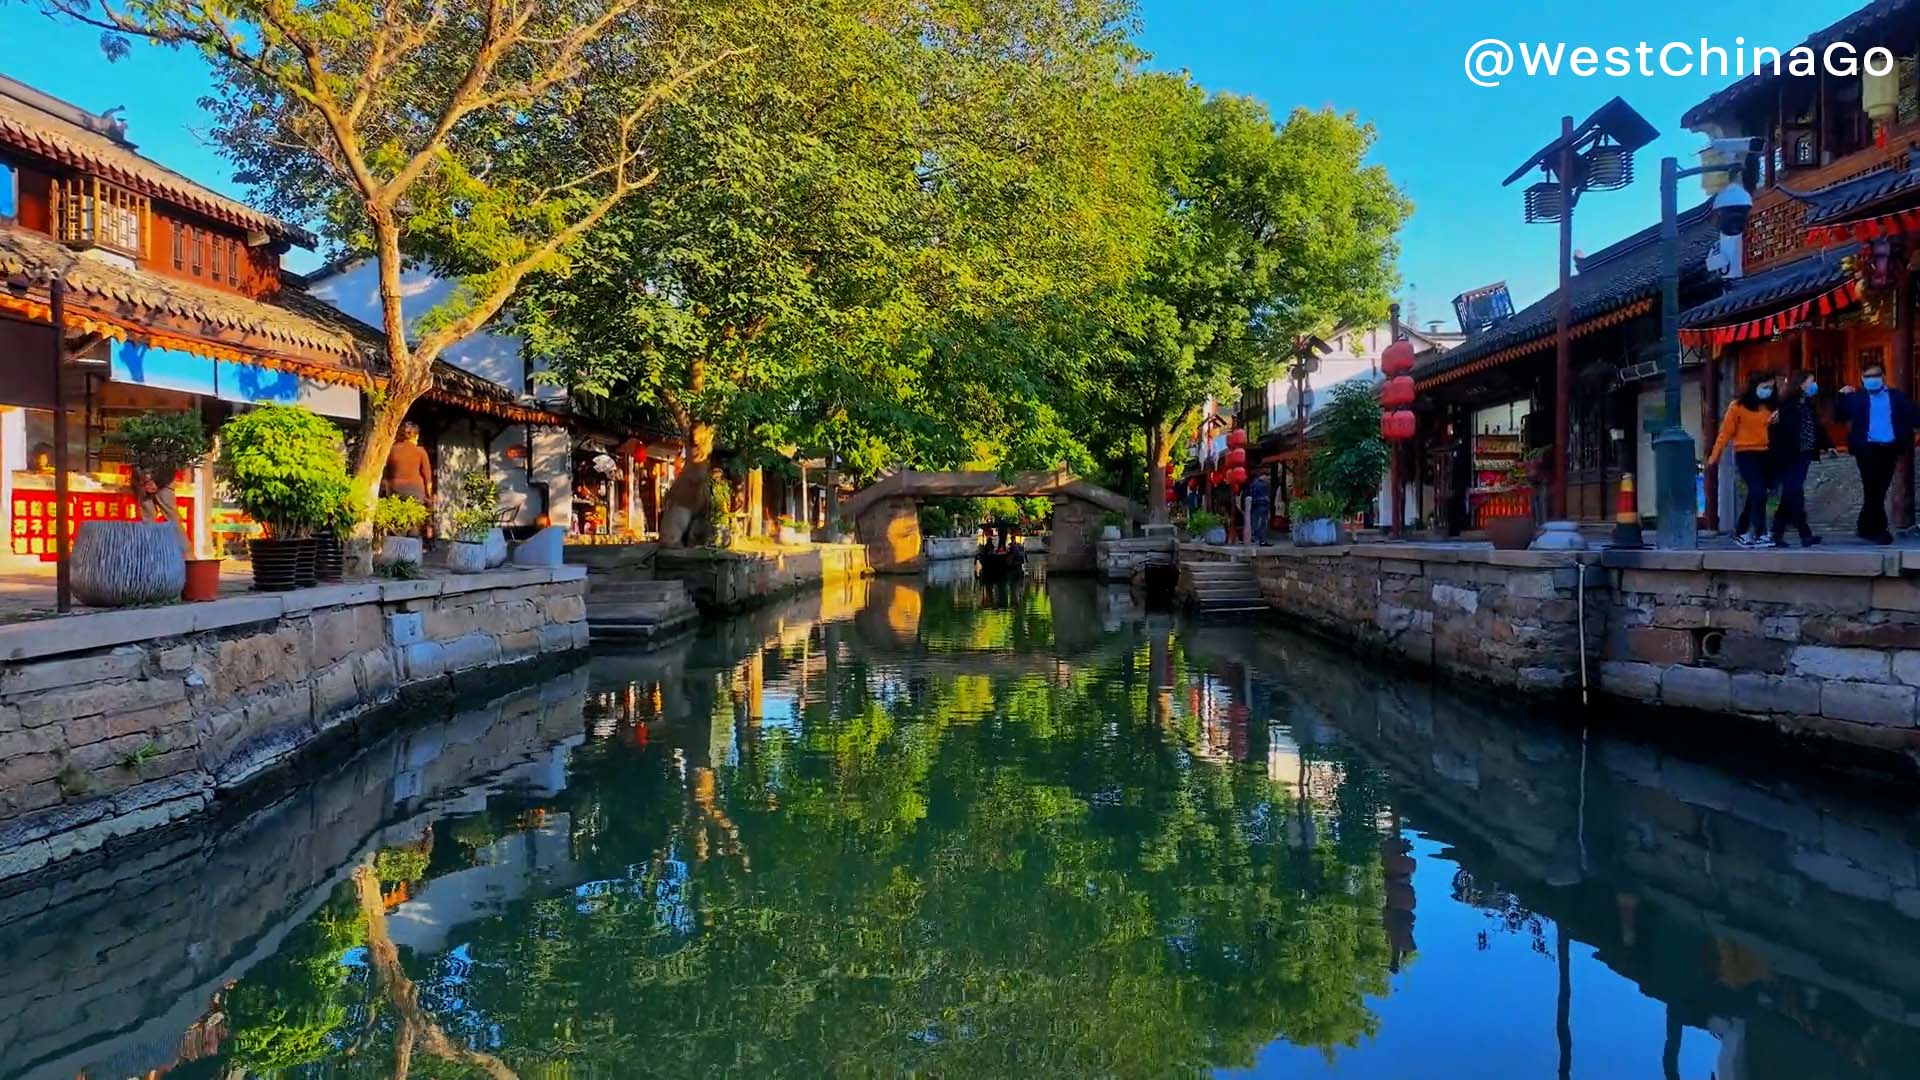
left=1452, top=868, right=1549, bottom=956
left=214, top=614, right=1402, bottom=1077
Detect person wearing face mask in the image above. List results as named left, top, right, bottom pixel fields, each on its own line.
left=1838, top=361, right=1920, bottom=544
left=1707, top=370, right=1779, bottom=547
left=1768, top=370, right=1825, bottom=548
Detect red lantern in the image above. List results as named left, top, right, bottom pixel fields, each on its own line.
left=1381, top=409, right=1416, bottom=441
left=1225, top=447, right=1247, bottom=469
left=1380, top=375, right=1415, bottom=409
left=1227, top=466, right=1248, bottom=486
left=1226, top=428, right=1247, bottom=449
left=1381, top=339, right=1417, bottom=377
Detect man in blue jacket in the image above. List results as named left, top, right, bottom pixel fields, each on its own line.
left=1838, top=361, right=1920, bottom=544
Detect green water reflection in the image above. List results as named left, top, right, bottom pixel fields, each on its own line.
left=11, top=573, right=1920, bottom=1079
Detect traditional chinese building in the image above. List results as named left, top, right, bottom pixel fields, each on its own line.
left=1411, top=207, right=1720, bottom=532
left=1677, top=0, right=1920, bottom=532
left=0, top=74, right=378, bottom=565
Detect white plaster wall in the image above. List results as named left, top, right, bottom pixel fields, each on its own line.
left=533, top=427, right=572, bottom=528
left=303, top=261, right=566, bottom=404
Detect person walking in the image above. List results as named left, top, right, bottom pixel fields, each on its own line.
left=1247, top=471, right=1272, bottom=545
left=1838, top=360, right=1920, bottom=545
left=1706, top=370, right=1778, bottom=547
left=1768, top=370, right=1824, bottom=548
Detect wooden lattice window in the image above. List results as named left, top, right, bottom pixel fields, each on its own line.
left=171, top=220, right=184, bottom=269
left=227, top=241, right=239, bottom=283
left=51, top=175, right=147, bottom=256
left=210, top=235, right=224, bottom=283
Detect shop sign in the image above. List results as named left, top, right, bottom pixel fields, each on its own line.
left=11, top=491, right=195, bottom=561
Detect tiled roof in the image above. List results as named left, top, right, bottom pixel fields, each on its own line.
left=1679, top=248, right=1859, bottom=326
left=0, top=226, right=373, bottom=371
left=0, top=75, right=313, bottom=247
left=1798, top=162, right=1920, bottom=224
left=1413, top=203, right=1718, bottom=381
left=1682, top=0, right=1920, bottom=129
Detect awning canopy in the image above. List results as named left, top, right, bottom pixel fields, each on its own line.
left=1678, top=280, right=1859, bottom=348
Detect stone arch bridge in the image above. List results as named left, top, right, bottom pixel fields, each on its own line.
left=841, top=470, right=1143, bottom=574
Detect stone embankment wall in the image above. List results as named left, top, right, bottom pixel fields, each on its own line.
left=1600, top=549, right=1920, bottom=756
left=0, top=566, right=589, bottom=880
left=1098, top=536, right=1176, bottom=582
left=1226, top=543, right=1606, bottom=695
left=1211, top=542, right=1920, bottom=765
left=922, top=536, right=977, bottom=562
left=0, top=668, right=589, bottom=1080
left=655, top=543, right=871, bottom=612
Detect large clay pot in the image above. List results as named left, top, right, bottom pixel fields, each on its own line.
left=314, top=531, right=346, bottom=582
left=70, top=521, right=186, bottom=607
left=446, top=540, right=490, bottom=574
left=1293, top=518, right=1340, bottom=547
left=375, top=535, right=424, bottom=570
left=1487, top=514, right=1537, bottom=551
left=483, top=527, right=509, bottom=568
left=249, top=537, right=304, bottom=592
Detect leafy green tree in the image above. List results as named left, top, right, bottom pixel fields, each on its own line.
left=1076, top=80, right=1409, bottom=522
left=42, top=0, right=751, bottom=521
left=513, top=0, right=1148, bottom=545
left=1312, top=379, right=1390, bottom=516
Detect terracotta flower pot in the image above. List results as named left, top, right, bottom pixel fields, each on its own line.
left=1487, top=514, right=1537, bottom=551
left=182, top=557, right=221, bottom=602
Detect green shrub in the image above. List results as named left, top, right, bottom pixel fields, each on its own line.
left=218, top=406, right=351, bottom=537
left=1185, top=510, right=1224, bottom=538
left=372, top=495, right=429, bottom=537
left=1310, top=380, right=1389, bottom=517
left=918, top=505, right=951, bottom=536
left=1290, top=492, right=1346, bottom=523
left=111, top=411, right=208, bottom=483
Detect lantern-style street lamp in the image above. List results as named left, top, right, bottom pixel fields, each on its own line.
left=1502, top=98, right=1657, bottom=524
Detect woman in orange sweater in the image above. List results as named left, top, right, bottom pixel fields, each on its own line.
left=1706, top=371, right=1778, bottom=546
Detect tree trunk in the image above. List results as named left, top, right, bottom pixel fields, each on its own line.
left=745, top=466, right=765, bottom=538
left=1147, top=423, right=1173, bottom=524
left=658, top=419, right=715, bottom=548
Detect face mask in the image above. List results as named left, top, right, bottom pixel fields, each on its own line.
left=1805, top=381, right=1819, bottom=396
left=1864, top=376, right=1886, bottom=392
left=1756, top=386, right=1774, bottom=400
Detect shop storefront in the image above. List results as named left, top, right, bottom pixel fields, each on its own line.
left=0, top=328, right=364, bottom=567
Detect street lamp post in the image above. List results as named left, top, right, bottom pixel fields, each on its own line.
left=1653, top=139, right=1761, bottom=549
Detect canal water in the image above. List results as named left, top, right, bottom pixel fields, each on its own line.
left=4, top=574, right=1919, bottom=1079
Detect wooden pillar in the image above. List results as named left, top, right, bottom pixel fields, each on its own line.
left=1703, top=342, right=1722, bottom=529
left=1894, top=260, right=1915, bottom=528
left=1551, top=114, right=1574, bottom=521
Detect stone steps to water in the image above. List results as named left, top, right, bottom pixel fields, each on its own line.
left=1178, top=559, right=1271, bottom=617
left=586, top=576, right=700, bottom=643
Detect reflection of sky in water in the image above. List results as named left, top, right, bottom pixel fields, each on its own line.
left=757, top=691, right=799, bottom=731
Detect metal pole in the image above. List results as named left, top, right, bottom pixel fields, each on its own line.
left=1553, top=115, right=1574, bottom=521
left=1653, top=157, right=1699, bottom=549
left=50, top=276, right=70, bottom=613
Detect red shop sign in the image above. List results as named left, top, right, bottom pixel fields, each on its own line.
left=10, top=491, right=196, bottom=562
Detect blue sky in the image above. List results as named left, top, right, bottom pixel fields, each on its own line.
left=0, top=0, right=1868, bottom=322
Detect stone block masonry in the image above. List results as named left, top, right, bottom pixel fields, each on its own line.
left=1228, top=541, right=1920, bottom=770
left=0, top=566, right=590, bottom=881
left=1241, top=543, right=1607, bottom=697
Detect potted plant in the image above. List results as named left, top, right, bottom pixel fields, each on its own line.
left=1185, top=510, right=1227, bottom=545
left=373, top=495, right=429, bottom=571
left=446, top=505, right=495, bottom=573
left=1099, top=511, right=1124, bottom=541
left=456, top=469, right=510, bottom=567
left=1289, top=492, right=1345, bottom=547
left=112, top=410, right=209, bottom=536
left=218, top=405, right=351, bottom=592
left=777, top=513, right=807, bottom=544
left=314, top=485, right=360, bottom=583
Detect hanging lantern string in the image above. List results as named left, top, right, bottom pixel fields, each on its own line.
left=1678, top=280, right=1859, bottom=348
left=1806, top=207, right=1920, bottom=246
